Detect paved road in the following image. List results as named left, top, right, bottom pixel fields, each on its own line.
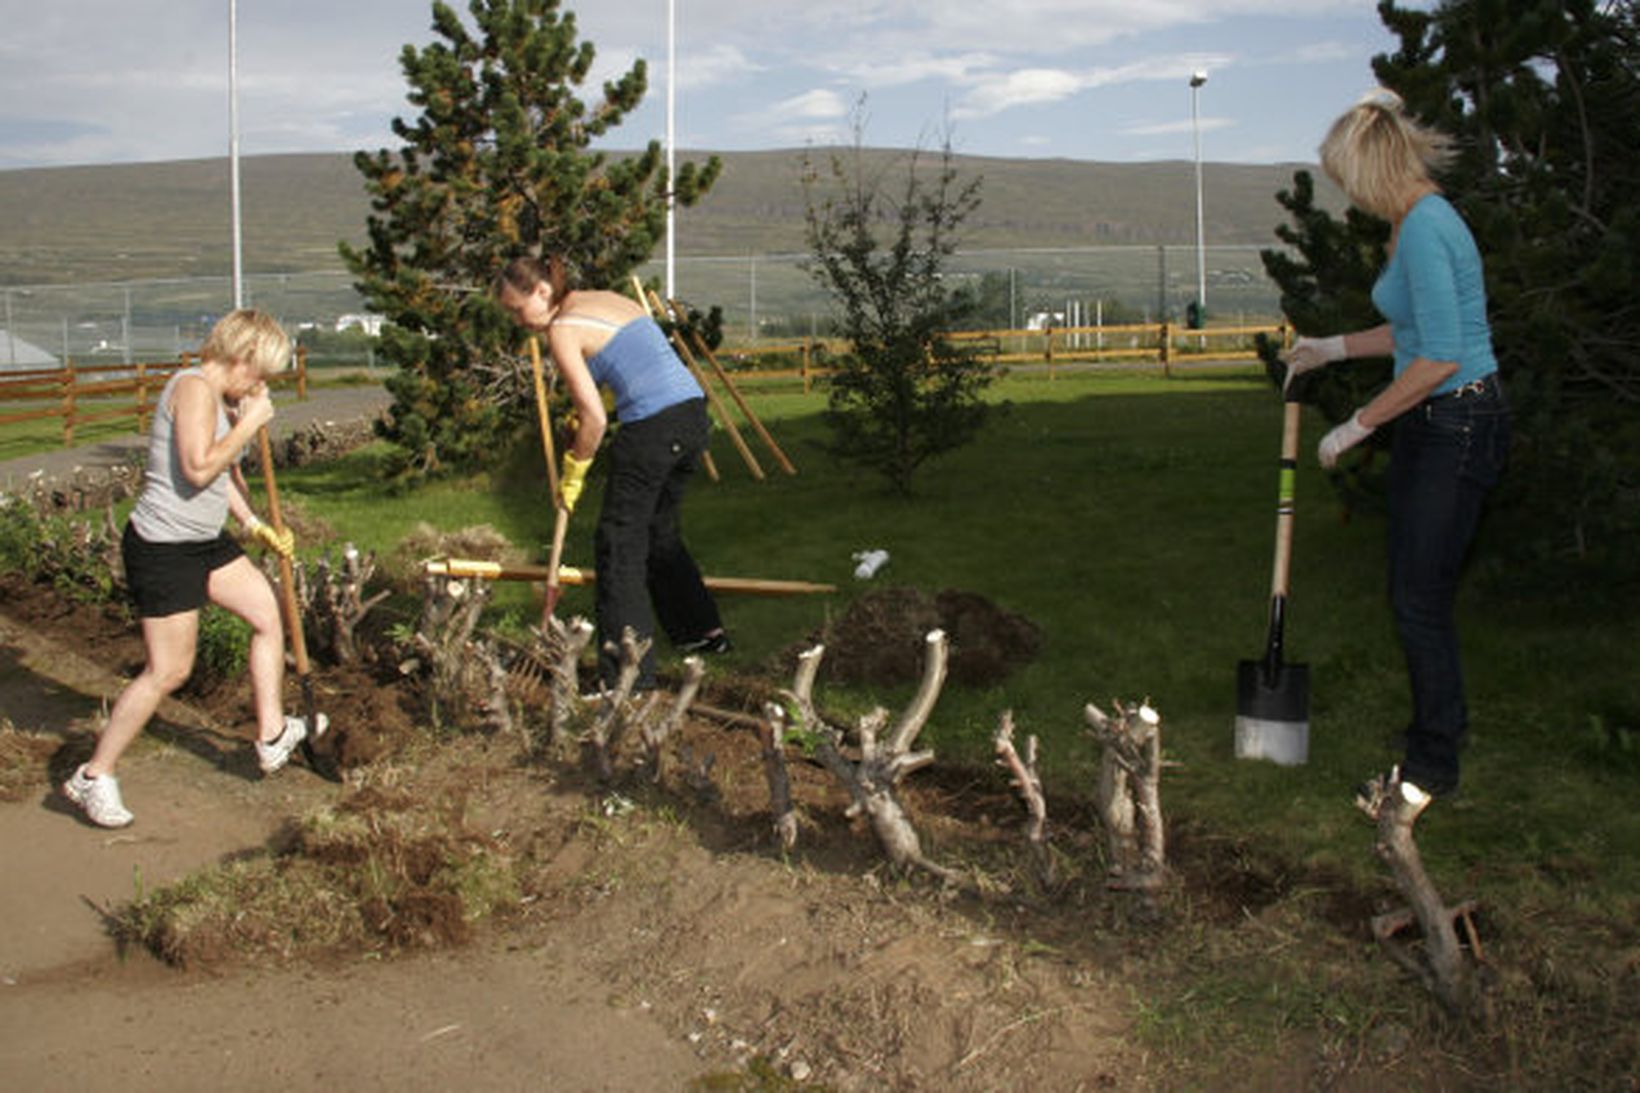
left=0, top=383, right=392, bottom=492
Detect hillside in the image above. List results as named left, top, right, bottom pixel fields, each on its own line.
left=0, top=149, right=1336, bottom=287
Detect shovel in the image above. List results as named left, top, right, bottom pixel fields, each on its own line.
left=256, top=428, right=339, bottom=781
left=1235, top=396, right=1310, bottom=765
left=528, top=337, right=570, bottom=623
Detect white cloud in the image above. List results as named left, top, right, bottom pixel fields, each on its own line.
left=766, top=89, right=852, bottom=123
left=1121, top=117, right=1237, bottom=137
left=950, top=54, right=1232, bottom=120
left=672, top=43, right=763, bottom=91
left=1284, top=39, right=1360, bottom=64
left=953, top=69, right=1084, bottom=118
left=830, top=51, right=999, bottom=90
left=730, top=88, right=854, bottom=146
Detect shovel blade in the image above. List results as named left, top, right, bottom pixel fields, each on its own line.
left=1235, top=658, right=1310, bottom=766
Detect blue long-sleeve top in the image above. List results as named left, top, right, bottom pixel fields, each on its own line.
left=1371, top=193, right=1498, bottom=393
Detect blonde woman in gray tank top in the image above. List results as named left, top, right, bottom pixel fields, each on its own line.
left=61, top=310, right=325, bottom=828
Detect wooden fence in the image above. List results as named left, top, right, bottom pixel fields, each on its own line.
left=710, top=320, right=1291, bottom=392
left=2, top=321, right=1284, bottom=448
left=0, top=349, right=309, bottom=448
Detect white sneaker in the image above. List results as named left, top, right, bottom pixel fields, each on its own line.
left=63, top=764, right=135, bottom=828
left=256, top=714, right=328, bottom=775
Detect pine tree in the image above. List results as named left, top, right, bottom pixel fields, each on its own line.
left=802, top=129, right=998, bottom=496
left=1261, top=0, right=1639, bottom=568
left=342, top=0, right=720, bottom=479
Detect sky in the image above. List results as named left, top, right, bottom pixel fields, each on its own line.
left=0, top=1, right=1408, bottom=172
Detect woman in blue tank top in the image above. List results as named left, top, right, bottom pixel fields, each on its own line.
left=1282, top=91, right=1510, bottom=807
left=497, top=255, right=728, bottom=690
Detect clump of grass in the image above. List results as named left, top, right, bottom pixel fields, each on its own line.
left=0, top=719, right=62, bottom=802
left=114, top=759, right=522, bottom=968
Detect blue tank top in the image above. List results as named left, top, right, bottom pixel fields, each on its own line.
left=581, top=316, right=703, bottom=422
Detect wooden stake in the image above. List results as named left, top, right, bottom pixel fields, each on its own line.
left=664, top=296, right=797, bottom=476
left=631, top=276, right=719, bottom=482
left=644, top=288, right=763, bottom=479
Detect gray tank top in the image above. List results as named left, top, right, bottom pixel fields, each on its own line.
left=129, top=368, right=234, bottom=543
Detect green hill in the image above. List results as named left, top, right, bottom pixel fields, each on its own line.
left=0, top=149, right=1338, bottom=287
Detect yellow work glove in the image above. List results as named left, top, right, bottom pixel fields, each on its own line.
left=559, top=451, right=593, bottom=513
left=247, top=516, right=296, bottom=559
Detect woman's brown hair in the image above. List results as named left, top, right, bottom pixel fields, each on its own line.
left=495, top=254, right=568, bottom=303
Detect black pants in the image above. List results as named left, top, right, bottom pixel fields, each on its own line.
left=594, top=398, right=722, bottom=689
left=1387, top=379, right=1510, bottom=793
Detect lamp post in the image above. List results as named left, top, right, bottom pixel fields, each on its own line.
left=1188, top=70, right=1207, bottom=327
left=665, top=0, right=676, bottom=299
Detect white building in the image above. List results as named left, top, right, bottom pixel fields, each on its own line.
left=0, top=330, right=58, bottom=370
left=334, top=313, right=385, bottom=336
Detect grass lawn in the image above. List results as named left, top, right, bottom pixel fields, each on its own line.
left=274, top=366, right=1639, bottom=893
left=260, top=365, right=1637, bottom=1083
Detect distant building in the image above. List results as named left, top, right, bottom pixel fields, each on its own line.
left=0, top=330, right=58, bottom=370
left=334, top=313, right=385, bottom=336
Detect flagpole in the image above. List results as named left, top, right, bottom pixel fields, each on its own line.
left=229, top=0, right=244, bottom=309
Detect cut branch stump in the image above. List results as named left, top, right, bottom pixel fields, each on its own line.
left=1355, top=771, right=1488, bottom=1018
left=1084, top=699, right=1169, bottom=892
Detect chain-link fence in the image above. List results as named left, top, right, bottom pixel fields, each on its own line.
left=1, top=243, right=1285, bottom=368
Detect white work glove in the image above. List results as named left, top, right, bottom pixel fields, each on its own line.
left=1318, top=410, right=1375, bottom=469
left=1282, top=334, right=1347, bottom=392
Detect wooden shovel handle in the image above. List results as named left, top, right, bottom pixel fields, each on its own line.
left=1270, top=401, right=1301, bottom=600
left=256, top=427, right=309, bottom=676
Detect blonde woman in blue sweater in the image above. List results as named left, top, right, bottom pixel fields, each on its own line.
left=1284, top=90, right=1510, bottom=805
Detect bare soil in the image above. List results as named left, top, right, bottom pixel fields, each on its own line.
left=0, top=573, right=1457, bottom=1091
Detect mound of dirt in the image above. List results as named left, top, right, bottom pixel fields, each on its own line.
left=811, top=586, right=1043, bottom=687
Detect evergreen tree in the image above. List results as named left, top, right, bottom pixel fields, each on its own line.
left=1262, top=0, right=1638, bottom=570
left=342, top=0, right=720, bottom=479
left=802, top=129, right=999, bottom=496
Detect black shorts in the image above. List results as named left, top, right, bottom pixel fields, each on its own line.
left=121, top=522, right=245, bottom=619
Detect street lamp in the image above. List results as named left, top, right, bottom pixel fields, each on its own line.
left=1189, top=70, right=1207, bottom=328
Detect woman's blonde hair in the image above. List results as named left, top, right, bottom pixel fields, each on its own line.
left=202, top=308, right=292, bottom=376
left=1319, top=89, right=1454, bottom=221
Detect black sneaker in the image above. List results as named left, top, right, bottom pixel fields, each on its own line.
left=677, top=631, right=732, bottom=655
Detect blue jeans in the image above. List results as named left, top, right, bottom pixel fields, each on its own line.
left=1386, top=378, right=1510, bottom=792
left=594, top=398, right=722, bottom=689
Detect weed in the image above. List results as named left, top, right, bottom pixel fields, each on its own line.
left=194, top=605, right=251, bottom=682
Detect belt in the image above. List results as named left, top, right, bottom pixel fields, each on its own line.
left=1429, top=372, right=1500, bottom=402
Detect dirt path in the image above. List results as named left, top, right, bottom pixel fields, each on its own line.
left=0, top=607, right=709, bottom=1090
left=0, top=601, right=1149, bottom=1091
